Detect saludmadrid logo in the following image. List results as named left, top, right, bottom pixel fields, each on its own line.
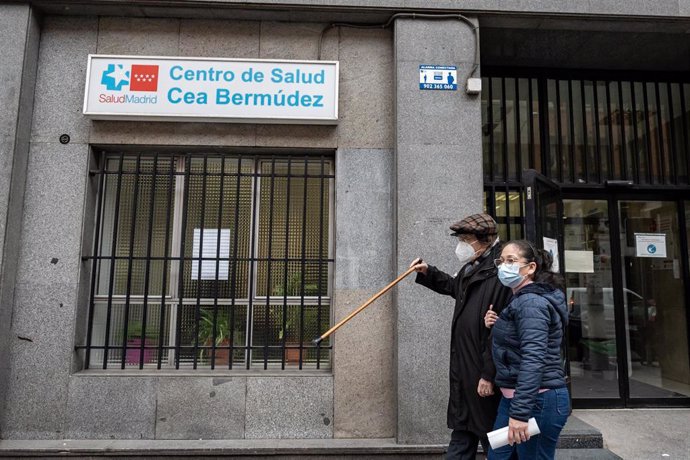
left=99, top=63, right=159, bottom=104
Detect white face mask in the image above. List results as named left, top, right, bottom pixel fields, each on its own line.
left=455, top=241, right=477, bottom=265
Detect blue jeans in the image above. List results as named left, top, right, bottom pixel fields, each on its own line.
left=488, top=387, right=570, bottom=460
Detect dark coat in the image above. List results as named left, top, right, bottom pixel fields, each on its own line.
left=416, top=243, right=513, bottom=435
left=491, top=282, right=569, bottom=422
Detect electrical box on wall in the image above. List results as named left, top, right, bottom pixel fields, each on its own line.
left=466, top=77, right=482, bottom=95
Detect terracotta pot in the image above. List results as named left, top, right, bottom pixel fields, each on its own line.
left=284, top=344, right=302, bottom=364
left=208, top=339, right=231, bottom=366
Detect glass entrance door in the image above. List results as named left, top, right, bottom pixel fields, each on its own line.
left=617, top=200, right=690, bottom=400
left=564, top=196, right=690, bottom=405
left=563, top=199, right=620, bottom=400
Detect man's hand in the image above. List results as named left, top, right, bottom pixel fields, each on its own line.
left=484, top=304, right=498, bottom=328
left=508, top=417, right=530, bottom=445
left=409, top=257, right=428, bottom=275
left=477, top=378, right=494, bottom=397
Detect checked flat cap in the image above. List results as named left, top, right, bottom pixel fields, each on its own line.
left=449, top=213, right=498, bottom=236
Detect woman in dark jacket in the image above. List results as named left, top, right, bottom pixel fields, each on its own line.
left=484, top=239, right=569, bottom=460
left=411, top=213, right=513, bottom=460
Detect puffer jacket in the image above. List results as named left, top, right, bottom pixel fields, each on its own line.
left=491, top=282, right=568, bottom=422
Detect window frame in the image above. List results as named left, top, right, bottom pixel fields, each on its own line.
left=80, top=150, right=335, bottom=372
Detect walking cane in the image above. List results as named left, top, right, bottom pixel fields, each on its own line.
left=312, top=264, right=418, bottom=346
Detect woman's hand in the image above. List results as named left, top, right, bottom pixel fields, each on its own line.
left=477, top=378, right=494, bottom=397
left=484, top=304, right=498, bottom=328
left=409, top=257, right=428, bottom=275
left=508, top=417, right=530, bottom=445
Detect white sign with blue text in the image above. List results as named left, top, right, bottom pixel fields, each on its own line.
left=419, top=65, right=457, bottom=90
left=83, top=55, right=339, bottom=124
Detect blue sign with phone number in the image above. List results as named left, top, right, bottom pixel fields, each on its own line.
left=419, top=65, right=457, bottom=91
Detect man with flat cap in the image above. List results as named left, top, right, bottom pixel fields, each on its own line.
left=410, top=213, right=512, bottom=459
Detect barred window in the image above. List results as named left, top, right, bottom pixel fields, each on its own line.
left=482, top=72, right=690, bottom=240
left=80, top=153, right=334, bottom=370
left=482, top=73, right=690, bottom=186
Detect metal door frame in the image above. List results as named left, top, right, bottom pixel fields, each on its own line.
left=562, top=188, right=690, bottom=408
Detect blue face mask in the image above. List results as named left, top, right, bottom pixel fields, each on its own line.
left=497, top=263, right=527, bottom=288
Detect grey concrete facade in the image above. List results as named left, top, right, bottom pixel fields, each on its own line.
left=2, top=14, right=99, bottom=439
left=2, top=0, right=690, bottom=452
left=0, top=4, right=40, bottom=436
left=394, top=17, right=484, bottom=444
left=0, top=10, right=396, bottom=441
left=24, top=0, right=690, bottom=21
left=334, top=148, right=395, bottom=438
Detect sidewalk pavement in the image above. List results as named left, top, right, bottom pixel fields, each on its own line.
left=573, top=409, right=690, bottom=460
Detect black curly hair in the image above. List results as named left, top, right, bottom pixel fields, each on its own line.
left=507, top=239, right=564, bottom=290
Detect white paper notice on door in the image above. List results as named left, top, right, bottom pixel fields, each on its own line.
left=191, top=229, right=230, bottom=280
left=564, top=250, right=594, bottom=273
left=543, top=237, right=560, bottom=273
left=635, top=232, right=667, bottom=258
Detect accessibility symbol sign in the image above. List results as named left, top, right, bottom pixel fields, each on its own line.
left=635, top=233, right=667, bottom=258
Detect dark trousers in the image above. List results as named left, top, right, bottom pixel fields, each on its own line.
left=446, top=429, right=490, bottom=460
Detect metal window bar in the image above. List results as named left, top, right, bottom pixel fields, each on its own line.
left=120, top=155, right=140, bottom=369
left=502, top=77, right=509, bottom=183
left=483, top=184, right=526, bottom=241
left=609, top=81, right=621, bottom=180
left=642, top=82, right=653, bottom=184
left=84, top=158, right=106, bottom=369
left=158, top=157, right=175, bottom=369
left=536, top=77, right=547, bottom=176
left=604, top=81, right=615, bottom=181
left=580, top=80, right=589, bottom=183
left=503, top=186, right=512, bottom=240
left=138, top=154, right=157, bottom=369
left=209, top=155, right=225, bottom=369
left=503, top=78, right=520, bottom=180
left=495, top=78, right=506, bottom=181
left=664, top=82, right=678, bottom=184
left=174, top=156, right=190, bottom=369
left=515, top=78, right=522, bottom=182
left=488, top=76, right=495, bottom=182
left=555, top=80, right=563, bottom=183
left=316, top=155, right=327, bottom=368
left=591, top=80, right=602, bottom=184
left=298, top=155, right=311, bottom=369
left=670, top=83, right=684, bottom=185
left=618, top=81, right=629, bottom=181
left=680, top=84, right=690, bottom=184
left=229, top=155, right=243, bottom=370
left=80, top=153, right=334, bottom=371
left=246, top=159, right=260, bottom=370
left=482, top=72, right=690, bottom=224
left=568, top=80, right=576, bottom=184
left=264, top=157, right=276, bottom=370
left=655, top=82, right=667, bottom=184
left=103, top=154, right=125, bottom=369
left=280, top=159, right=292, bottom=370
left=194, top=155, right=208, bottom=369
left=630, top=82, right=641, bottom=185
left=528, top=78, right=536, bottom=171
left=654, top=82, right=670, bottom=184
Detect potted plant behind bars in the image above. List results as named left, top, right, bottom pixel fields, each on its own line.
left=125, top=320, right=159, bottom=365
left=198, top=309, right=233, bottom=367
left=273, top=272, right=320, bottom=365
